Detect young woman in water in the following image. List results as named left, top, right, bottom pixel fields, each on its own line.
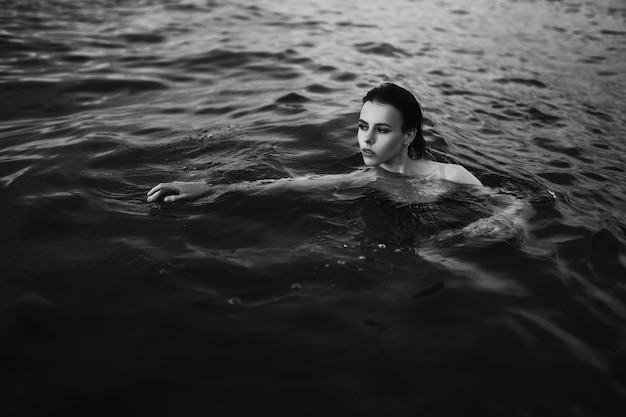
left=357, top=83, right=480, bottom=184
left=147, top=83, right=481, bottom=203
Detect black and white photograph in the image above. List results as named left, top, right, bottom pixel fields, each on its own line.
left=1, top=0, right=625, bottom=415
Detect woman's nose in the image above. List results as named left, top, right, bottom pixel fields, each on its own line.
left=363, top=129, right=374, bottom=144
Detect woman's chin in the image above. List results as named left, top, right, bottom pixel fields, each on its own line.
left=362, top=157, right=378, bottom=166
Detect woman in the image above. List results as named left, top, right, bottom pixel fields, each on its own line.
left=147, top=83, right=481, bottom=203
left=357, top=83, right=481, bottom=184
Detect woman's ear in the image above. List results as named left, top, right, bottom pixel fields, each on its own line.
left=403, top=128, right=417, bottom=145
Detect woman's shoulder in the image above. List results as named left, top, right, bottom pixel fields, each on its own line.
left=441, top=163, right=482, bottom=186
left=405, top=159, right=481, bottom=185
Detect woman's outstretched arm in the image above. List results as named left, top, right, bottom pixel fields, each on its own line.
left=146, top=169, right=375, bottom=203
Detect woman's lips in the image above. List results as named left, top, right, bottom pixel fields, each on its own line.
left=361, top=148, right=375, bottom=156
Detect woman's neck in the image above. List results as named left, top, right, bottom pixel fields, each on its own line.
left=380, top=154, right=432, bottom=176
left=379, top=151, right=412, bottom=175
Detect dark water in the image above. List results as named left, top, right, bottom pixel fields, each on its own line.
left=1, top=0, right=626, bottom=415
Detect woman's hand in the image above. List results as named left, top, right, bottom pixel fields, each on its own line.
left=146, top=181, right=211, bottom=203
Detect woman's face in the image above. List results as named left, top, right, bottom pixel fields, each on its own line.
left=357, top=100, right=411, bottom=167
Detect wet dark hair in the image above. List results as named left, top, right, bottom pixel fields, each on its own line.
left=362, top=83, right=426, bottom=159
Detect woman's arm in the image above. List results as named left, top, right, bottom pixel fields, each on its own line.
left=146, top=169, right=375, bottom=203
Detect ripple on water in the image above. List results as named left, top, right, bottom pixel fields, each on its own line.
left=531, top=137, right=582, bottom=158
left=579, top=55, right=608, bottom=64
left=0, top=166, right=31, bottom=188
left=583, top=105, right=615, bottom=122
left=60, top=53, right=93, bottom=64
left=450, top=48, right=485, bottom=56
left=599, top=30, right=626, bottom=36
left=547, top=159, right=571, bottom=169
left=118, top=32, right=167, bottom=44
left=0, top=76, right=169, bottom=121
left=180, top=49, right=280, bottom=70
left=194, top=105, right=240, bottom=116
left=18, top=192, right=96, bottom=240
left=354, top=42, right=411, bottom=58
left=493, top=78, right=547, bottom=88
left=427, top=69, right=453, bottom=77
left=555, top=228, right=626, bottom=283
left=59, top=78, right=169, bottom=94
left=275, top=92, right=311, bottom=104
left=536, top=171, right=578, bottom=186
left=331, top=72, right=358, bottom=82
left=336, top=21, right=377, bottom=29
left=305, top=83, right=335, bottom=94
left=242, top=64, right=301, bottom=80
left=524, top=105, right=562, bottom=126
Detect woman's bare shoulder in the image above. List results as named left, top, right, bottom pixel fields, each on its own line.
left=442, top=163, right=482, bottom=186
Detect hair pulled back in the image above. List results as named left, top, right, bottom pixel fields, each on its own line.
left=362, top=83, right=425, bottom=159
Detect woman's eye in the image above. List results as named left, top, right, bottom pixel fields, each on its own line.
left=358, top=124, right=367, bottom=130
left=377, top=128, right=389, bottom=133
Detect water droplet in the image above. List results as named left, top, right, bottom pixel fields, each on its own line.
left=378, top=243, right=386, bottom=249
left=337, top=260, right=346, bottom=265
left=291, top=283, right=302, bottom=290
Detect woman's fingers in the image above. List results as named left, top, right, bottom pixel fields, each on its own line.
left=147, top=182, right=173, bottom=196
left=163, top=193, right=185, bottom=203
left=146, top=181, right=208, bottom=203
left=147, top=183, right=162, bottom=196
left=147, top=190, right=171, bottom=202
left=146, top=182, right=180, bottom=202
left=146, top=190, right=160, bottom=202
